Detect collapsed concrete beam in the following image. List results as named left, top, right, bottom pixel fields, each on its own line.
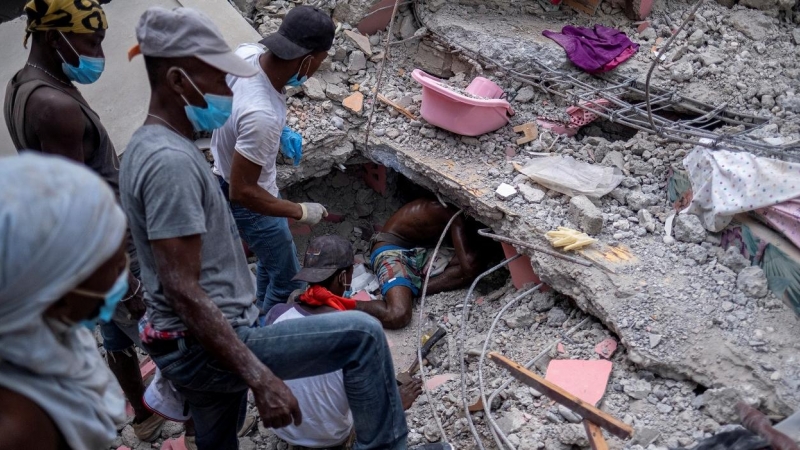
left=356, top=136, right=799, bottom=418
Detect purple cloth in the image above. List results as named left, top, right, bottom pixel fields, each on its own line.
left=543, top=25, right=639, bottom=73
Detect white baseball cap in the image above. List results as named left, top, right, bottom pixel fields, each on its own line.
left=129, top=6, right=257, bottom=78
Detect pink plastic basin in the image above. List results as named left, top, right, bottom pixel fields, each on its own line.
left=412, top=69, right=514, bottom=137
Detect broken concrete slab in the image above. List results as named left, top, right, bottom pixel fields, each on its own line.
left=344, top=29, right=373, bottom=56
left=359, top=139, right=798, bottom=420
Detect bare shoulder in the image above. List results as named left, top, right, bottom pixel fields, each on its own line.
left=27, top=86, right=83, bottom=125
left=0, top=387, right=63, bottom=450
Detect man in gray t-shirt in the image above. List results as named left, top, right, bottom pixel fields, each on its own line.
left=121, top=124, right=258, bottom=332
left=120, top=8, right=412, bottom=450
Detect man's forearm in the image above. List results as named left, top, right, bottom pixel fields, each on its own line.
left=231, top=184, right=302, bottom=220
left=169, top=287, right=275, bottom=388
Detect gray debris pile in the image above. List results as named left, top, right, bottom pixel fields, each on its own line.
left=191, top=0, right=800, bottom=448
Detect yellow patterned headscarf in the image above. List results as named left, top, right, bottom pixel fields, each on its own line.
left=24, top=0, right=107, bottom=48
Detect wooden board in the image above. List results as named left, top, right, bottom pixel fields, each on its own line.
left=489, top=352, right=634, bottom=440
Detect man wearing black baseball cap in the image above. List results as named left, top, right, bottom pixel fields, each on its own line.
left=265, top=236, right=449, bottom=450
left=122, top=7, right=414, bottom=450
left=210, top=5, right=336, bottom=325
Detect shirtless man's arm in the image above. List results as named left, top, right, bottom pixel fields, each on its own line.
left=425, top=215, right=481, bottom=294
left=26, top=88, right=147, bottom=319
left=26, top=88, right=85, bottom=160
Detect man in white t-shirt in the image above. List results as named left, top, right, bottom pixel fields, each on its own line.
left=264, top=235, right=430, bottom=450
left=211, top=6, right=334, bottom=321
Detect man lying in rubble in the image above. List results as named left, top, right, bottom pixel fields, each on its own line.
left=265, top=235, right=428, bottom=450
left=357, top=198, right=494, bottom=329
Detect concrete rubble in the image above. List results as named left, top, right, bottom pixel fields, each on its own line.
left=117, top=0, right=800, bottom=448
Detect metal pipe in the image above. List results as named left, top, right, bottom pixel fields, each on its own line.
left=478, top=284, right=544, bottom=449
left=458, top=254, right=522, bottom=450
left=416, top=209, right=463, bottom=444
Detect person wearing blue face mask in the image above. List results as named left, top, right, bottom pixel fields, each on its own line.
left=4, top=0, right=166, bottom=441
left=0, top=153, right=129, bottom=450
left=122, top=8, right=424, bottom=450
left=210, top=6, right=336, bottom=323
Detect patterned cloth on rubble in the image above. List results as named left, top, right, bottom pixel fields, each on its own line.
left=369, top=245, right=429, bottom=296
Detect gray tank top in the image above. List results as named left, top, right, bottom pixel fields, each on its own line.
left=4, top=70, right=120, bottom=195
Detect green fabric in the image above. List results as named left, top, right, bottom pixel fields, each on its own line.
left=730, top=224, right=800, bottom=316
left=667, top=168, right=691, bottom=204
left=761, top=244, right=800, bottom=315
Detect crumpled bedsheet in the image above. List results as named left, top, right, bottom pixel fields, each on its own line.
left=683, top=147, right=800, bottom=231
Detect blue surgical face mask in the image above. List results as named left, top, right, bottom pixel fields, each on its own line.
left=285, top=55, right=312, bottom=87
left=58, top=31, right=105, bottom=84
left=73, top=270, right=129, bottom=330
left=178, top=68, right=233, bottom=133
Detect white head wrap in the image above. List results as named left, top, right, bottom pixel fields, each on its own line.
left=0, top=153, right=127, bottom=450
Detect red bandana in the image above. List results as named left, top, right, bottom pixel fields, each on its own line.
left=298, top=285, right=357, bottom=311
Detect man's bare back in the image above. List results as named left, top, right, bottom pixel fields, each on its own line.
left=359, top=198, right=495, bottom=329
left=374, top=199, right=459, bottom=250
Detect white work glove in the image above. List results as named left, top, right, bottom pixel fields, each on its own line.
left=298, top=202, right=328, bottom=225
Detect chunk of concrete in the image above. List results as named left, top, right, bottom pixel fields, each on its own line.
left=674, top=214, right=706, bottom=243
left=638, top=209, right=656, bottom=233
left=496, top=408, right=527, bottom=434
left=302, top=77, right=327, bottom=101
left=325, top=83, right=349, bottom=102
left=414, top=41, right=453, bottom=78
left=344, top=30, right=372, bottom=55
left=730, top=10, right=772, bottom=41
left=495, top=183, right=517, bottom=200
left=398, top=13, right=417, bottom=40
left=517, top=183, right=545, bottom=203
left=347, top=51, right=367, bottom=75
left=626, top=190, right=654, bottom=212
left=737, top=266, right=769, bottom=298
left=569, top=195, right=603, bottom=235
left=720, top=246, right=750, bottom=273
left=515, top=86, right=535, bottom=103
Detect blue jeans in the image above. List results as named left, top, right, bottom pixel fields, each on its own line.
left=218, top=177, right=305, bottom=316
left=144, top=311, right=407, bottom=450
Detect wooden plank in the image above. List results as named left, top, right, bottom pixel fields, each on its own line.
left=513, top=122, right=539, bottom=145
left=562, top=0, right=602, bottom=15
left=377, top=93, right=418, bottom=121
left=584, top=421, right=609, bottom=450
left=489, top=352, right=634, bottom=440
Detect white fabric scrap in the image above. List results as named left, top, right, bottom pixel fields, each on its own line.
left=683, top=147, right=800, bottom=231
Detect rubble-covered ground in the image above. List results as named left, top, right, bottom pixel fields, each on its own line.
left=111, top=0, right=800, bottom=448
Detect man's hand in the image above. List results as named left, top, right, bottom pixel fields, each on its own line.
left=124, top=272, right=147, bottom=320
left=252, top=377, right=302, bottom=429
left=298, top=202, right=328, bottom=225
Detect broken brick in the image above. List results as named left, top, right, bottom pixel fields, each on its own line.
left=545, top=359, right=613, bottom=406
left=501, top=243, right=546, bottom=290
left=595, top=338, right=618, bottom=359
left=343, top=92, right=364, bottom=114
